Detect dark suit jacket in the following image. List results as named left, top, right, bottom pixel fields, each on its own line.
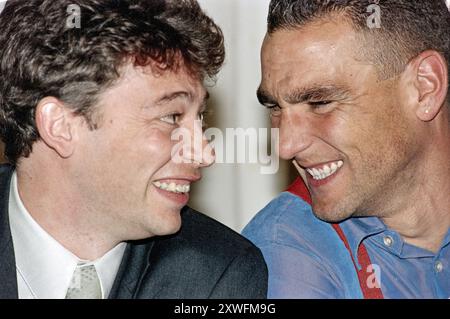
left=0, top=164, right=267, bottom=299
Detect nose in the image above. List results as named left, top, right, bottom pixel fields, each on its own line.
left=199, top=129, right=215, bottom=168
left=179, top=119, right=215, bottom=168
left=276, top=111, right=313, bottom=160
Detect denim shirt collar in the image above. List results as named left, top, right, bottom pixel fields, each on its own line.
left=340, top=217, right=450, bottom=269
left=339, top=217, right=385, bottom=269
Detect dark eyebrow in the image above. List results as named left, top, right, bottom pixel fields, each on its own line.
left=155, top=91, right=191, bottom=105
left=284, top=85, right=350, bottom=105
left=155, top=90, right=209, bottom=106
left=256, top=87, right=277, bottom=107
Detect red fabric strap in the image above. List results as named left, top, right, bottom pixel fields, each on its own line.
left=331, top=223, right=383, bottom=299
left=287, top=177, right=384, bottom=299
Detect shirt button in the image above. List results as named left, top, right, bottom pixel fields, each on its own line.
left=383, top=236, right=394, bottom=247
left=435, top=261, right=444, bottom=273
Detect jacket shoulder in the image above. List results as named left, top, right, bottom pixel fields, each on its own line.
left=0, top=164, right=13, bottom=178
left=179, top=206, right=257, bottom=254
left=158, top=206, right=265, bottom=270
left=134, top=207, right=267, bottom=298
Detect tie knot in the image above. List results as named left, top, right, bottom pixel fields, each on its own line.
left=66, top=263, right=102, bottom=299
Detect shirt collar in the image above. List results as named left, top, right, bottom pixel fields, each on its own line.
left=341, top=215, right=450, bottom=265
left=94, top=239, right=126, bottom=298
left=388, top=227, right=450, bottom=259
left=442, top=231, right=450, bottom=249
left=8, top=171, right=126, bottom=298
left=339, top=216, right=385, bottom=269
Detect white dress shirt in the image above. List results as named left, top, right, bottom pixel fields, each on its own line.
left=8, top=171, right=126, bottom=299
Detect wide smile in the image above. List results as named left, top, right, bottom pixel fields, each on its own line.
left=152, top=177, right=198, bottom=206
left=306, top=160, right=344, bottom=181
left=153, top=181, right=191, bottom=194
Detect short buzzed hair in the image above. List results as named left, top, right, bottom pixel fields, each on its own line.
left=267, top=0, right=450, bottom=80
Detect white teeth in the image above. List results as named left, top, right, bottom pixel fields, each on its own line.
left=153, top=181, right=190, bottom=194
left=306, top=160, right=344, bottom=181
left=331, top=162, right=337, bottom=171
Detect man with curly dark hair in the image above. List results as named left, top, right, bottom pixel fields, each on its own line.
left=244, top=0, right=450, bottom=298
left=0, top=0, right=267, bottom=299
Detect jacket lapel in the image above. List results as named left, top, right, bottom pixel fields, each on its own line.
left=108, top=239, right=154, bottom=299
left=0, top=165, right=19, bottom=298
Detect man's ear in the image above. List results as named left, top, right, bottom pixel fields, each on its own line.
left=35, top=97, right=77, bottom=158
left=411, top=50, right=448, bottom=121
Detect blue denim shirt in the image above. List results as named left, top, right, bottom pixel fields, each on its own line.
left=242, top=192, right=450, bottom=299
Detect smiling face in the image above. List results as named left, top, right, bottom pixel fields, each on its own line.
left=259, top=20, right=422, bottom=222
left=71, top=63, right=214, bottom=241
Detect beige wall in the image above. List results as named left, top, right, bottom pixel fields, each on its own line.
left=189, top=0, right=295, bottom=232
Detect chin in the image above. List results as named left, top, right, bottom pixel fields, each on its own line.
left=152, top=213, right=183, bottom=236
left=311, top=203, right=353, bottom=223
left=163, top=222, right=182, bottom=236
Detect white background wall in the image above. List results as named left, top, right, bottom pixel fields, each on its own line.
left=189, top=0, right=294, bottom=232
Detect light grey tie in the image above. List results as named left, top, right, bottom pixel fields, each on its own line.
left=65, top=263, right=102, bottom=299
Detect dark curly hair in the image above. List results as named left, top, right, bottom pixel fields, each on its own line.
left=0, top=0, right=225, bottom=165
left=267, top=0, right=450, bottom=81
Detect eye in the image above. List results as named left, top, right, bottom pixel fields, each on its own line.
left=308, top=101, right=334, bottom=113
left=160, top=113, right=182, bottom=125
left=309, top=101, right=332, bottom=108
left=197, top=109, right=212, bottom=129
left=267, top=105, right=281, bottom=117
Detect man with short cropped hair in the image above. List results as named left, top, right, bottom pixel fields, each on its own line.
left=244, top=0, right=450, bottom=298
left=0, top=0, right=267, bottom=299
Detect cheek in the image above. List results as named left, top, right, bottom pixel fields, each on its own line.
left=142, top=127, right=175, bottom=163
left=101, top=126, right=175, bottom=171
left=333, top=105, right=411, bottom=171
left=315, top=111, right=350, bottom=143
left=330, top=104, right=389, bottom=144
left=270, top=114, right=281, bottom=127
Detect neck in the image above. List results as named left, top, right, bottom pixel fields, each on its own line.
left=380, top=126, right=450, bottom=253
left=16, top=150, right=120, bottom=260
left=381, top=197, right=450, bottom=253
